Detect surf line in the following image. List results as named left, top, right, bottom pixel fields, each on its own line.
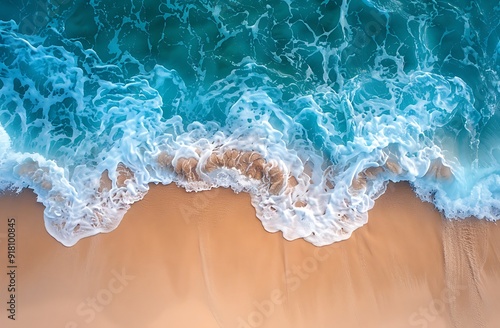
left=6, top=217, right=16, bottom=320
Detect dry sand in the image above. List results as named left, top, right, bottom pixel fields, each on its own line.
left=0, top=182, right=500, bottom=328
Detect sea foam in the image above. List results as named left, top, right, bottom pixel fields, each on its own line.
left=0, top=0, right=499, bottom=246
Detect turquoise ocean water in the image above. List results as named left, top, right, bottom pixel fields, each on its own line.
left=0, top=0, right=499, bottom=246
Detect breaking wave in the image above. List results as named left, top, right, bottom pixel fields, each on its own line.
left=0, top=0, right=499, bottom=246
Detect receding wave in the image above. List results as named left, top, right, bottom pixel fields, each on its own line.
left=0, top=0, right=499, bottom=246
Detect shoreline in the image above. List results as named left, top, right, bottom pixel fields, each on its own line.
left=0, top=182, right=499, bottom=327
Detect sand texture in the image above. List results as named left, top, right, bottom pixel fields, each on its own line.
left=0, top=182, right=499, bottom=328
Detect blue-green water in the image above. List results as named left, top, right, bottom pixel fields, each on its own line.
left=0, top=0, right=499, bottom=246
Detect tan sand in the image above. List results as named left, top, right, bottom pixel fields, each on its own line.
left=0, top=182, right=500, bottom=328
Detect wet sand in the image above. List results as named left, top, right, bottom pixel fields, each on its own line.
left=0, top=182, right=500, bottom=328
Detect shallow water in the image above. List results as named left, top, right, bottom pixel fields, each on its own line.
left=0, top=0, right=499, bottom=246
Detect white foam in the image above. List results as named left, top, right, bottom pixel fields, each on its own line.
left=0, top=20, right=499, bottom=248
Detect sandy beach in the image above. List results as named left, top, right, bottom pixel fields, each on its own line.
left=0, top=182, right=499, bottom=328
